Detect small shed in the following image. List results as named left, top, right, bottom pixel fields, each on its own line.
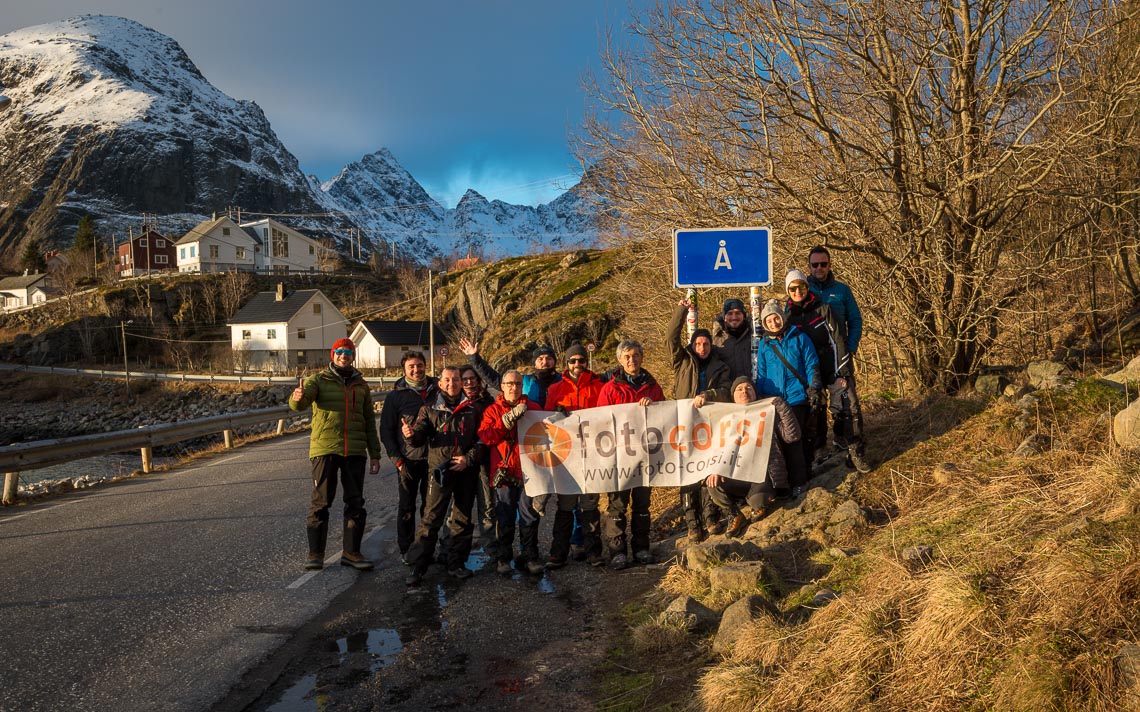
left=349, top=320, right=447, bottom=370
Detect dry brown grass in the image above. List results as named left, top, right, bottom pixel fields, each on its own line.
left=688, top=380, right=1140, bottom=710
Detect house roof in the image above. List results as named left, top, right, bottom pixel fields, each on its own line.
left=355, top=320, right=446, bottom=346
left=229, top=289, right=329, bottom=325
left=176, top=217, right=253, bottom=246
left=0, top=273, right=47, bottom=290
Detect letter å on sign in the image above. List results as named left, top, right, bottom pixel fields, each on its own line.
left=673, top=227, right=773, bottom=288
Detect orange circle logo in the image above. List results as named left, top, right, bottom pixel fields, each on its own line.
left=521, top=421, right=573, bottom=468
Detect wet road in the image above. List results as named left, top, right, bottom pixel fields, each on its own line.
left=0, top=433, right=397, bottom=712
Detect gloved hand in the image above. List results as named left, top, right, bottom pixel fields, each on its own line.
left=807, top=388, right=821, bottom=410
left=501, top=401, right=528, bottom=429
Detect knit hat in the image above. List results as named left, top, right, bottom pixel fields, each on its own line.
left=532, top=344, right=556, bottom=362
left=760, top=299, right=785, bottom=332
left=731, top=375, right=753, bottom=393
left=785, top=269, right=809, bottom=291
left=690, top=328, right=712, bottom=347
left=722, top=298, right=746, bottom=315
left=331, top=337, right=355, bottom=359
left=564, top=341, right=588, bottom=361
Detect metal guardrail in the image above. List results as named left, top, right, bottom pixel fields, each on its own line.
left=0, top=363, right=395, bottom=386
left=1, top=391, right=388, bottom=505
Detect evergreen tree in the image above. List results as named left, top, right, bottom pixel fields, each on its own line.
left=19, top=238, right=46, bottom=273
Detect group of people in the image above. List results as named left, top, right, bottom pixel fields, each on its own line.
left=287, top=246, right=869, bottom=584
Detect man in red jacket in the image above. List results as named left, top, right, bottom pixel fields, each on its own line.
left=544, top=342, right=604, bottom=567
left=478, top=369, right=546, bottom=575
left=597, top=339, right=665, bottom=569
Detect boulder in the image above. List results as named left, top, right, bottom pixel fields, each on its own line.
left=1104, top=355, right=1140, bottom=384
left=713, top=594, right=781, bottom=655
left=901, top=545, right=935, bottom=570
left=661, top=596, right=718, bottom=632
left=974, top=373, right=1009, bottom=396
left=932, top=462, right=959, bottom=485
left=811, top=588, right=839, bottom=607
left=1115, top=398, right=1140, bottom=449
left=559, top=251, right=590, bottom=269
left=1026, top=361, right=1068, bottom=390
left=1115, top=644, right=1140, bottom=709
left=709, top=561, right=767, bottom=592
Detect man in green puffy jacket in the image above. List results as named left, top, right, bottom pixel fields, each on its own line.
left=289, top=337, right=382, bottom=571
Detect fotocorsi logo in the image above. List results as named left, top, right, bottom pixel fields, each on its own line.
left=521, top=421, right=573, bottom=468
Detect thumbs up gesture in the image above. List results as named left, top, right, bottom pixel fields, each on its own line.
left=292, top=377, right=306, bottom=403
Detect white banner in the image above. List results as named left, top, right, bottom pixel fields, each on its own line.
left=518, top=398, right=776, bottom=496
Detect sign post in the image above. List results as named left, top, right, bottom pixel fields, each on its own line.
left=585, top=341, right=596, bottom=371
left=673, top=227, right=772, bottom=381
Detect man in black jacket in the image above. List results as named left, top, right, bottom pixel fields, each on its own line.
left=710, top=298, right=755, bottom=380
left=378, top=351, right=438, bottom=563
left=402, top=366, right=484, bottom=585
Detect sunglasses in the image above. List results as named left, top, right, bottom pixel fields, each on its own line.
left=788, top=284, right=808, bottom=293
left=810, top=261, right=829, bottom=268
left=333, top=349, right=355, bottom=356
left=461, top=376, right=480, bottom=382
left=568, top=357, right=587, bottom=364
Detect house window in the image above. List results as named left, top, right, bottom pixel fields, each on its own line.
left=156, top=239, right=166, bottom=248
left=267, top=329, right=277, bottom=340
left=222, top=227, right=230, bottom=236
left=242, top=330, right=251, bottom=340
left=154, top=255, right=168, bottom=264
left=313, top=303, right=321, bottom=314
left=140, top=238, right=148, bottom=247
left=209, top=245, right=219, bottom=259
left=190, top=246, right=196, bottom=257
left=120, top=255, right=129, bottom=265
left=180, top=247, right=186, bottom=259
left=271, top=228, right=289, bottom=258
left=236, top=247, right=246, bottom=259
left=263, top=228, right=269, bottom=238
left=309, top=245, right=315, bottom=255
left=298, top=328, right=306, bottom=340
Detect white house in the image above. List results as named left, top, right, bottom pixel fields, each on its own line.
left=175, top=216, right=257, bottom=273
left=0, top=272, right=49, bottom=311
left=349, top=320, right=447, bottom=371
left=238, top=218, right=321, bottom=274
left=228, top=284, right=347, bottom=373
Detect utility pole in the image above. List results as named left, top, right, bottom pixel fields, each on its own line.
left=121, top=320, right=130, bottom=402
left=428, top=269, right=435, bottom=375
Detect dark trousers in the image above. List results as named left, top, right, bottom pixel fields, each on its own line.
left=706, top=477, right=771, bottom=514
left=406, top=468, right=477, bottom=573
left=307, top=455, right=367, bottom=555
left=827, top=372, right=865, bottom=452
left=396, top=459, right=429, bottom=555
left=549, top=493, right=600, bottom=561
left=474, top=464, right=495, bottom=533
left=680, top=483, right=719, bottom=531
left=603, top=487, right=651, bottom=557
left=785, top=403, right=812, bottom=488
left=492, top=485, right=541, bottom=563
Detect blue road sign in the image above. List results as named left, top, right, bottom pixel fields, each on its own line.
left=673, top=227, right=772, bottom=287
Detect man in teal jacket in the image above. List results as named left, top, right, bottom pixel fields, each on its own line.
left=290, top=337, right=382, bottom=571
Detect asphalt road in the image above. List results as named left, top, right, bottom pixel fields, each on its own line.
left=0, top=433, right=396, bottom=712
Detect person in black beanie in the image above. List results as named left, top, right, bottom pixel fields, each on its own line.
left=711, top=297, right=754, bottom=380
left=667, top=297, right=731, bottom=541
left=457, top=338, right=563, bottom=405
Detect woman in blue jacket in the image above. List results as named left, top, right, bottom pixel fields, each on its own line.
left=755, top=299, right=820, bottom=496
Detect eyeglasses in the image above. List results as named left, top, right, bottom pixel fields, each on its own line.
left=788, top=284, right=808, bottom=293
left=810, top=261, right=829, bottom=268
left=461, top=376, right=480, bottom=383
left=568, top=357, right=587, bottom=364
left=333, top=349, right=354, bottom=356
left=502, top=381, right=523, bottom=386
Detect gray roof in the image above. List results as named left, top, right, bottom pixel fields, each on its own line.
left=229, top=289, right=325, bottom=325
left=357, top=320, right=445, bottom=346
left=0, top=273, right=47, bottom=290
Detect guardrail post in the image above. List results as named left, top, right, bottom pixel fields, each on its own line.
left=223, top=429, right=234, bottom=449
left=3, top=472, right=18, bottom=504
left=140, top=446, right=153, bottom=473
left=276, top=419, right=285, bottom=435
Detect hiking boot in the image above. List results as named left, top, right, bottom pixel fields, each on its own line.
left=405, top=570, right=424, bottom=586
left=725, top=514, right=751, bottom=539
left=340, top=552, right=374, bottom=571
left=400, top=553, right=412, bottom=567
left=609, top=553, right=629, bottom=570
left=496, top=560, right=513, bottom=575
left=545, top=556, right=567, bottom=570
left=791, top=486, right=804, bottom=499
left=706, top=520, right=726, bottom=536
left=570, top=544, right=587, bottom=561
left=304, top=552, right=324, bottom=571
left=448, top=566, right=473, bottom=580
left=525, top=559, right=545, bottom=575
left=634, top=550, right=654, bottom=565
left=687, top=526, right=707, bottom=543
left=849, top=448, right=872, bottom=473
left=587, top=551, right=606, bottom=567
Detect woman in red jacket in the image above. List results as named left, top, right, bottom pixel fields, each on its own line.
left=596, top=339, right=665, bottom=569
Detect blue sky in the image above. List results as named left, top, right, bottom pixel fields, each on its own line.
left=0, top=1, right=635, bottom=207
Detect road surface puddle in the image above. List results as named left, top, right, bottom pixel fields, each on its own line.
left=265, top=629, right=404, bottom=711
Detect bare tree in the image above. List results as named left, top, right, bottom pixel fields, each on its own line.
left=199, top=276, right=221, bottom=325
left=220, top=270, right=253, bottom=320
left=581, top=0, right=1137, bottom=392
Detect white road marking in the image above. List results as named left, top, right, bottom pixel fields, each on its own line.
left=285, top=525, right=385, bottom=590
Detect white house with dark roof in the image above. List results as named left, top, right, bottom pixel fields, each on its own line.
left=0, top=272, right=49, bottom=311
left=349, top=320, right=447, bottom=371
left=228, top=284, right=347, bottom=373
left=238, top=218, right=320, bottom=274
left=176, top=216, right=256, bottom=273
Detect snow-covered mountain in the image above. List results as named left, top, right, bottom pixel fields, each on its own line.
left=0, top=15, right=595, bottom=263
